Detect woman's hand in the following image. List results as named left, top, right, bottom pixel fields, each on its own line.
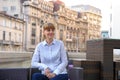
left=44, top=68, right=56, bottom=78
left=46, top=73, right=56, bottom=79
left=44, top=68, right=51, bottom=76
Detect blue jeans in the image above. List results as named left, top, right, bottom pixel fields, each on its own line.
left=32, top=72, right=68, bottom=80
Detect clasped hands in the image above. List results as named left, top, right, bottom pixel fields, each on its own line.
left=45, top=68, right=56, bottom=79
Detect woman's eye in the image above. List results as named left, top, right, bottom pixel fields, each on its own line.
left=47, top=29, right=50, bottom=31
left=47, top=29, right=54, bottom=32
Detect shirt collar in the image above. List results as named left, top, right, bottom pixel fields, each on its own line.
left=43, top=39, right=55, bottom=46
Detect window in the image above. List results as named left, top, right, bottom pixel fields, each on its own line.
left=9, top=32, right=11, bottom=41
left=3, top=31, right=5, bottom=40
left=11, top=6, right=16, bottom=12
left=2, top=7, right=8, bottom=11
left=32, top=23, right=36, bottom=26
left=31, top=28, right=36, bottom=37
left=60, top=30, right=63, bottom=40
left=31, top=39, right=35, bottom=45
left=19, top=34, right=21, bottom=42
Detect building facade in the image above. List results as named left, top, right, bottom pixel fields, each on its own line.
left=0, top=0, right=102, bottom=52
left=0, top=12, right=25, bottom=51
left=71, top=5, right=102, bottom=40
left=0, top=0, right=29, bottom=19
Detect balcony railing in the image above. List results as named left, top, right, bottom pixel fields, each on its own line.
left=0, top=40, right=22, bottom=45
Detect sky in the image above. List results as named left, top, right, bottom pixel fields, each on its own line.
left=112, top=1, right=120, bottom=39
left=46, top=0, right=112, bottom=31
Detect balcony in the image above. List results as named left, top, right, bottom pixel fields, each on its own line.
left=0, top=40, right=11, bottom=45
left=0, top=40, right=22, bottom=46
left=14, top=42, right=22, bottom=46
left=66, top=38, right=72, bottom=42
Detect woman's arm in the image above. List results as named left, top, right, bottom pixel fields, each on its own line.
left=31, top=44, right=48, bottom=70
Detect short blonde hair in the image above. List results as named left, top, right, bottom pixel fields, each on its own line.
left=43, top=23, right=55, bottom=31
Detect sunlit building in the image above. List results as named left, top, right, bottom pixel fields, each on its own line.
left=0, top=12, right=25, bottom=51
left=71, top=5, right=102, bottom=40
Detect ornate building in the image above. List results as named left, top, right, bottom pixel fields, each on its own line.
left=22, top=0, right=89, bottom=52
left=71, top=5, right=102, bottom=40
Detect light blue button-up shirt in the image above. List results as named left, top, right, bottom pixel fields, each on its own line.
left=31, top=39, right=68, bottom=75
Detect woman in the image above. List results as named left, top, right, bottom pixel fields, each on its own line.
left=31, top=23, right=68, bottom=80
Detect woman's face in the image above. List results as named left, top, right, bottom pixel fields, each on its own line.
left=43, top=28, right=55, bottom=40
